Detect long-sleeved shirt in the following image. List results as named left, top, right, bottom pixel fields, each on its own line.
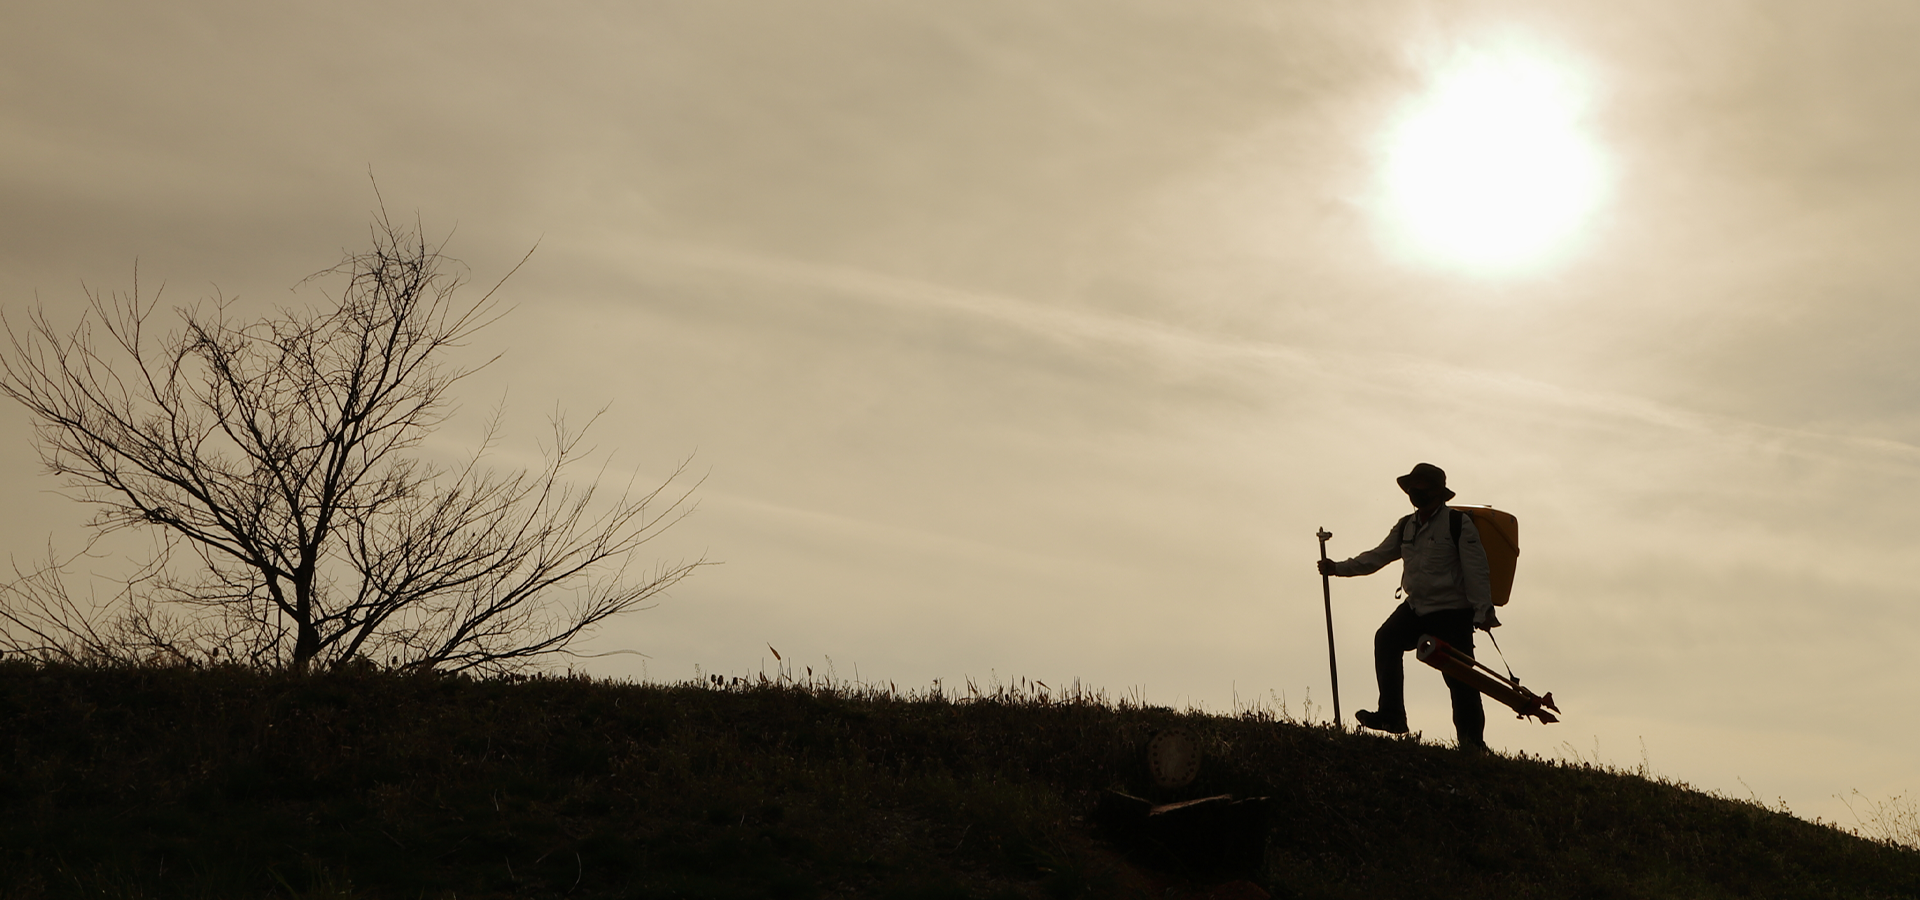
left=1334, top=509, right=1493, bottom=620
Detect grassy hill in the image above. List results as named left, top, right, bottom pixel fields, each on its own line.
left=1, top=660, right=1915, bottom=899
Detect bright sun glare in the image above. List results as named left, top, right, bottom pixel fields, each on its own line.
left=1383, top=40, right=1607, bottom=275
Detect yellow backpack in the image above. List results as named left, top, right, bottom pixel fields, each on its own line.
left=1450, top=505, right=1520, bottom=606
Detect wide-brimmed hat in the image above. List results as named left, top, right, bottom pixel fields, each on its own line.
left=1396, top=463, right=1456, bottom=502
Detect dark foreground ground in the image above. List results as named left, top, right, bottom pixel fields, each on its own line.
left=1, top=661, right=1915, bottom=899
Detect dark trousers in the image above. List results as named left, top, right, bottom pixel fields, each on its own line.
left=1375, top=603, right=1485, bottom=747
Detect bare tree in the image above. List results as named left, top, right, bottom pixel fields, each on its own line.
left=0, top=216, right=702, bottom=674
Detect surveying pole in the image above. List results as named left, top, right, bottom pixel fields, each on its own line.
left=1316, top=527, right=1341, bottom=727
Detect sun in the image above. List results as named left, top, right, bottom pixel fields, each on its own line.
left=1381, top=40, right=1607, bottom=275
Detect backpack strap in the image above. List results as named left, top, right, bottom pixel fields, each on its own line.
left=1450, top=508, right=1463, bottom=545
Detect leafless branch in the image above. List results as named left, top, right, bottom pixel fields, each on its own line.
left=0, top=216, right=701, bottom=673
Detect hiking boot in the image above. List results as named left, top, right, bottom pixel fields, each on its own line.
left=1354, top=709, right=1408, bottom=734
left=1458, top=739, right=1491, bottom=755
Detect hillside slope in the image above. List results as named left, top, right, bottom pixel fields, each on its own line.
left=2, top=662, right=1914, bottom=899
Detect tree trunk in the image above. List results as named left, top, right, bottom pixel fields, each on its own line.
left=292, top=573, right=320, bottom=674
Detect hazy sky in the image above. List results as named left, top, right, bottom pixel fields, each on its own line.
left=6, top=1, right=1920, bottom=826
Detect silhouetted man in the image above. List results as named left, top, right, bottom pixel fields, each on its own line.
left=1317, top=463, right=1497, bottom=751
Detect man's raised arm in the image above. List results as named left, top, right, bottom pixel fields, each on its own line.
left=1331, top=520, right=1405, bottom=577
